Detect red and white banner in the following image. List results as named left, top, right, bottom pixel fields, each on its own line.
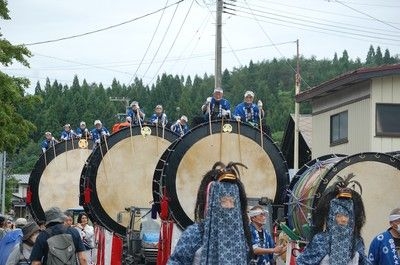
left=95, top=225, right=123, bottom=265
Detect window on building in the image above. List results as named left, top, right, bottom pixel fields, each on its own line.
left=376, top=103, right=400, bottom=137
left=330, top=111, right=348, bottom=145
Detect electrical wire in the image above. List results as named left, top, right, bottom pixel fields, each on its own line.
left=243, top=0, right=312, bottom=89
left=240, top=0, right=400, bottom=34
left=148, top=0, right=195, bottom=84
left=232, top=3, right=400, bottom=41
left=334, top=0, right=400, bottom=31
left=23, top=0, right=184, bottom=46
left=168, top=9, right=212, bottom=74
left=127, top=0, right=171, bottom=87
left=140, top=1, right=181, bottom=81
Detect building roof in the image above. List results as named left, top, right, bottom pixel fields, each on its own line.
left=281, top=114, right=313, bottom=169
left=290, top=114, right=312, bottom=149
left=9, top=174, right=30, bottom=184
left=296, top=64, right=400, bottom=103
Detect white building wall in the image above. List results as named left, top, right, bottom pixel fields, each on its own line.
left=370, top=75, right=400, bottom=152
left=312, top=98, right=371, bottom=158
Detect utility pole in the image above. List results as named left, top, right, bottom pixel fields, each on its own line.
left=215, top=0, right=223, bottom=89
left=294, top=39, right=300, bottom=173
left=109, top=97, right=130, bottom=121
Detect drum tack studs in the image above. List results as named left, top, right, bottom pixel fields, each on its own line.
left=222, top=124, right=232, bottom=133
left=141, top=126, right=152, bottom=137
left=78, top=139, right=88, bottom=149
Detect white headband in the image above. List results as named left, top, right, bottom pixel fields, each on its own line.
left=389, top=214, right=400, bottom=222
left=248, top=209, right=267, bottom=217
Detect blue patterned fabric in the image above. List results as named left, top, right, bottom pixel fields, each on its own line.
left=203, top=98, right=231, bottom=121
left=328, top=198, right=354, bottom=264
left=168, top=181, right=248, bottom=265
left=368, top=230, right=400, bottom=265
left=249, top=223, right=274, bottom=265
left=167, top=223, right=203, bottom=265
left=200, top=181, right=248, bottom=264
left=297, top=198, right=370, bottom=265
left=233, top=102, right=262, bottom=125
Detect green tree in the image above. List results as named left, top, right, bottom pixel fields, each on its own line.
left=375, top=46, right=383, bottom=65
left=0, top=0, right=37, bottom=153
left=366, top=45, right=375, bottom=66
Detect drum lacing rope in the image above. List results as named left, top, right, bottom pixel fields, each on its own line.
left=285, top=189, right=314, bottom=228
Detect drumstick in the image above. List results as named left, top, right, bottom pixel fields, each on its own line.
left=98, top=138, right=108, bottom=182
left=156, top=120, right=159, bottom=157
left=219, top=116, right=224, bottom=161
left=258, top=100, right=264, bottom=149
left=129, top=119, right=134, bottom=155
left=44, top=150, right=47, bottom=167
left=237, top=119, right=243, bottom=165
left=52, top=140, right=57, bottom=167
left=137, top=109, right=143, bottom=132
left=64, top=140, right=69, bottom=172
left=208, top=101, right=212, bottom=136
left=162, top=111, right=166, bottom=140
left=103, top=133, right=113, bottom=171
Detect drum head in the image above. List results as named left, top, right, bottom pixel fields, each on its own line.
left=82, top=125, right=178, bottom=236
left=28, top=139, right=94, bottom=222
left=315, top=152, right=400, bottom=248
left=157, top=120, right=289, bottom=229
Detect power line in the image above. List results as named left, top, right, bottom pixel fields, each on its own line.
left=127, top=0, right=171, bottom=86
left=334, top=0, right=400, bottom=31
left=148, top=0, right=196, bottom=84
left=141, top=2, right=181, bottom=81
left=232, top=6, right=400, bottom=43
left=23, top=0, right=184, bottom=46
left=233, top=3, right=400, bottom=40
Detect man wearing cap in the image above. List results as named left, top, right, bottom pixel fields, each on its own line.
left=6, top=222, right=40, bottom=265
left=76, top=121, right=91, bottom=139
left=368, top=207, right=400, bottom=264
left=249, top=205, right=284, bottom=265
left=91, top=120, right=110, bottom=145
left=170, top=115, right=190, bottom=136
left=150, top=104, right=168, bottom=127
left=30, top=207, right=87, bottom=265
left=233, top=90, right=264, bottom=126
left=60, top=124, right=77, bottom=141
left=201, top=87, right=231, bottom=121
left=127, top=101, right=145, bottom=125
left=40, top=132, right=59, bottom=153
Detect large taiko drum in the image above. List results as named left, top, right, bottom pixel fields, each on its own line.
left=286, top=152, right=400, bottom=247
left=80, top=125, right=178, bottom=236
left=285, top=154, right=345, bottom=238
left=28, top=139, right=94, bottom=222
left=153, top=120, right=289, bottom=229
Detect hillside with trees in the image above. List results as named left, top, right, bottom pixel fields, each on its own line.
left=6, top=45, right=399, bottom=174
